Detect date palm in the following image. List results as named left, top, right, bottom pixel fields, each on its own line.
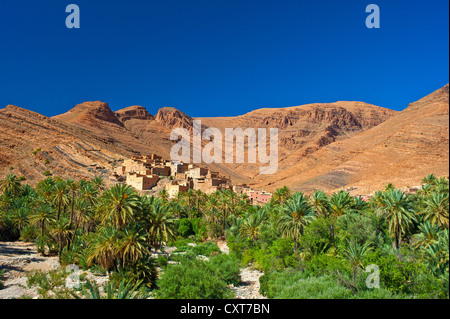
left=0, top=174, right=22, bottom=196
left=87, top=226, right=121, bottom=271
left=278, top=192, right=315, bottom=252
left=97, top=184, right=140, bottom=229
left=380, top=189, right=417, bottom=250
left=411, top=221, right=443, bottom=249
left=310, top=190, right=330, bottom=217
left=118, top=226, right=150, bottom=267
left=10, top=206, right=30, bottom=233
left=239, top=208, right=267, bottom=242
left=66, top=179, right=79, bottom=227
left=272, top=186, right=292, bottom=205
left=147, top=202, right=176, bottom=248
left=50, top=217, right=73, bottom=261
left=52, top=181, right=69, bottom=220
left=30, top=205, right=55, bottom=237
left=422, top=192, right=449, bottom=229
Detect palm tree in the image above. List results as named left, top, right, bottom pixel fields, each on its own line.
left=97, top=184, right=140, bottom=229
left=147, top=202, right=176, bottom=249
left=52, top=181, right=68, bottom=220
left=91, top=176, right=106, bottom=193
left=328, top=190, right=352, bottom=246
left=30, top=205, right=55, bottom=237
left=51, top=217, right=73, bottom=261
left=310, top=190, right=330, bottom=217
left=411, top=221, right=443, bottom=249
left=87, top=226, right=120, bottom=271
left=380, top=189, right=417, bottom=250
left=66, top=179, right=79, bottom=227
left=422, top=174, right=437, bottom=186
left=278, top=192, right=315, bottom=253
left=422, top=192, right=449, bottom=229
left=79, top=182, right=99, bottom=207
left=239, top=208, right=267, bottom=242
left=272, top=186, right=292, bottom=205
left=329, top=190, right=353, bottom=217
left=341, top=239, right=372, bottom=283
left=158, top=189, right=169, bottom=203
left=118, top=226, right=150, bottom=267
left=10, top=206, right=30, bottom=233
left=0, top=174, right=22, bottom=196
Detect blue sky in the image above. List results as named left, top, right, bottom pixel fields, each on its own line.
left=0, top=0, right=448, bottom=117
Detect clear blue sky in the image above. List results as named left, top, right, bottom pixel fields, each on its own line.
left=0, top=0, right=448, bottom=117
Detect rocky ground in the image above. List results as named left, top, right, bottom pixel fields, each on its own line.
left=0, top=240, right=267, bottom=299
left=0, top=241, right=60, bottom=299
left=217, top=241, right=267, bottom=299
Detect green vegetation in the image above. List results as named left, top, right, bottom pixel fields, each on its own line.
left=0, top=173, right=448, bottom=299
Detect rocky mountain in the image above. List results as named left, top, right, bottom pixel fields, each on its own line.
left=1, top=84, right=448, bottom=194
left=250, top=84, right=449, bottom=194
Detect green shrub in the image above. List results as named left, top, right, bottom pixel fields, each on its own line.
left=191, top=241, right=221, bottom=257
left=19, top=226, right=38, bottom=242
left=43, top=171, right=52, bottom=176
left=177, top=218, right=194, bottom=237
left=304, top=253, right=351, bottom=278
left=109, top=255, right=157, bottom=289
left=242, top=239, right=300, bottom=272
left=260, top=269, right=353, bottom=299
left=209, top=254, right=241, bottom=286
left=155, top=259, right=233, bottom=299
left=0, top=270, right=5, bottom=290
left=157, top=255, right=169, bottom=268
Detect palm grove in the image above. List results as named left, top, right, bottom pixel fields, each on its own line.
left=0, top=173, right=448, bottom=299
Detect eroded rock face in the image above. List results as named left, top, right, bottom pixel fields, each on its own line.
left=54, top=101, right=124, bottom=127
left=0, top=84, right=448, bottom=194
left=154, top=107, right=194, bottom=131
left=115, top=105, right=154, bottom=122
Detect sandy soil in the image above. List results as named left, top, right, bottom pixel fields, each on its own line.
left=0, top=241, right=60, bottom=299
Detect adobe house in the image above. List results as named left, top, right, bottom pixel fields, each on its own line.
left=249, top=190, right=273, bottom=205
left=126, top=173, right=159, bottom=191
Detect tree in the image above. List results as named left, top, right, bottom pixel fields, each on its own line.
left=240, top=208, right=267, bottom=242
left=87, top=226, right=120, bottom=271
left=97, top=184, right=140, bottom=229
left=52, top=181, right=68, bottom=221
left=118, top=226, right=150, bottom=267
left=147, top=202, right=176, bottom=248
left=422, top=192, right=449, bottom=229
left=30, top=205, right=55, bottom=237
left=310, top=190, right=330, bottom=217
left=380, top=189, right=417, bottom=250
left=66, top=179, right=79, bottom=227
left=272, top=186, right=292, bottom=205
left=278, top=192, right=315, bottom=253
left=50, top=217, right=73, bottom=261
left=0, top=174, right=22, bottom=196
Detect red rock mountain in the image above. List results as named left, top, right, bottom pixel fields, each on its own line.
left=0, top=85, right=448, bottom=193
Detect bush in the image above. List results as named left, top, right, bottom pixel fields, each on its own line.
left=209, top=254, right=241, bottom=286
left=177, top=218, right=194, bottom=237
left=304, top=253, right=351, bottom=278
left=260, top=269, right=353, bottom=299
left=242, top=238, right=300, bottom=272
left=155, top=259, right=233, bottom=299
left=191, top=241, right=221, bottom=257
left=0, top=270, right=5, bottom=290
left=26, top=269, right=73, bottom=299
left=157, top=255, right=168, bottom=268
left=363, top=249, right=447, bottom=298
left=19, top=226, right=38, bottom=242
left=109, top=256, right=157, bottom=289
